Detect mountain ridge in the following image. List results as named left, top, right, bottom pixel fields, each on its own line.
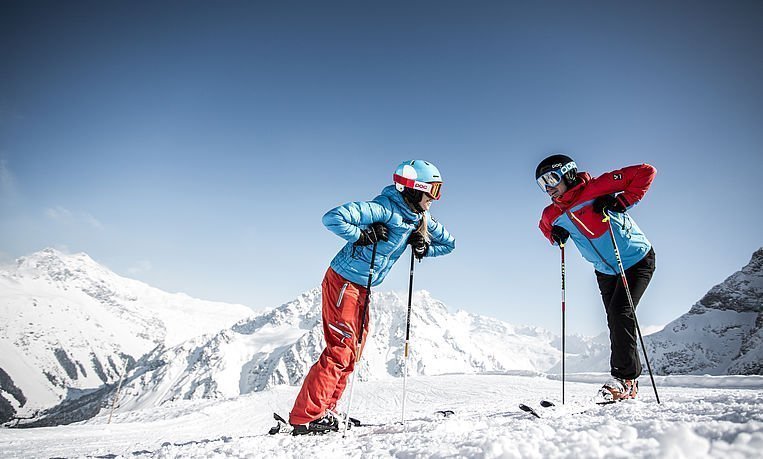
left=0, top=248, right=253, bottom=425
left=647, top=247, right=763, bottom=375
left=3, top=246, right=761, bottom=427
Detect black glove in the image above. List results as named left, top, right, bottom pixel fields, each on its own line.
left=592, top=194, right=627, bottom=214
left=550, top=225, right=569, bottom=245
left=408, top=232, right=429, bottom=260
left=355, top=222, right=389, bottom=246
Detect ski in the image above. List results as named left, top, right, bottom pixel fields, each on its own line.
left=268, top=411, right=368, bottom=435
left=518, top=403, right=541, bottom=418
left=327, top=410, right=362, bottom=428
left=519, top=397, right=624, bottom=419
left=519, top=400, right=557, bottom=418
left=268, top=413, right=291, bottom=435
left=269, top=409, right=456, bottom=435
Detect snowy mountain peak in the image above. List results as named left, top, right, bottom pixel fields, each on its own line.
left=12, top=248, right=105, bottom=283
left=0, top=248, right=253, bottom=426
left=691, top=247, right=763, bottom=314
left=648, top=247, right=763, bottom=375
left=110, top=286, right=565, bottom=412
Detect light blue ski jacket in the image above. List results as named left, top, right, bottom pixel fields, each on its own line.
left=324, top=185, right=455, bottom=287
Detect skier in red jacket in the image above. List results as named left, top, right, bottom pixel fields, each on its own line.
left=536, top=154, right=656, bottom=401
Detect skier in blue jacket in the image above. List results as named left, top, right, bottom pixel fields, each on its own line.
left=289, top=160, right=455, bottom=435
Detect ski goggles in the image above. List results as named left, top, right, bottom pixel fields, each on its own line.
left=536, top=161, right=576, bottom=191
left=393, top=174, right=443, bottom=199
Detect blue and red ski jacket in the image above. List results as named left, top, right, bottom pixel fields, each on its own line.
left=539, top=164, right=656, bottom=275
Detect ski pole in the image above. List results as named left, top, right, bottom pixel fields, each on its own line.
left=342, top=241, right=378, bottom=438
left=401, top=250, right=416, bottom=424
left=560, top=242, right=566, bottom=405
left=603, top=213, right=661, bottom=404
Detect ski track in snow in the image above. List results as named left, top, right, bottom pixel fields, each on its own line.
left=1, top=374, right=761, bottom=459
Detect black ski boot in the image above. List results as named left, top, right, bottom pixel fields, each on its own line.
left=291, top=414, right=339, bottom=436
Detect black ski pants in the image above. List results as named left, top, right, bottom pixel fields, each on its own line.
left=595, top=248, right=656, bottom=380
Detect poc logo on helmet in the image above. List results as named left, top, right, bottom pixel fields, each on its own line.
left=559, top=162, right=577, bottom=175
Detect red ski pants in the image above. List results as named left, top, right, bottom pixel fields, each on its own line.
left=289, top=267, right=370, bottom=425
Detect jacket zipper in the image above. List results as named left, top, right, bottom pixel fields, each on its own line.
left=335, top=282, right=349, bottom=308
left=328, top=323, right=353, bottom=342
left=568, top=210, right=595, bottom=237
left=565, top=210, right=617, bottom=274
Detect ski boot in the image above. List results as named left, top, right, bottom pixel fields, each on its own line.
left=597, top=377, right=638, bottom=403
left=326, top=409, right=361, bottom=429
left=290, top=414, right=339, bottom=436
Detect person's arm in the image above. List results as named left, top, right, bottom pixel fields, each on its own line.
left=322, top=200, right=392, bottom=243
left=424, top=216, right=455, bottom=257
left=594, top=164, right=656, bottom=209
left=539, top=207, right=558, bottom=245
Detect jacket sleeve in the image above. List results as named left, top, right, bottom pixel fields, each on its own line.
left=594, top=164, right=656, bottom=208
left=425, top=216, right=455, bottom=257
left=538, top=206, right=559, bottom=245
left=539, top=207, right=556, bottom=245
left=322, top=200, right=393, bottom=243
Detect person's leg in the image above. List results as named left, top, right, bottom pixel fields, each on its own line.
left=289, top=269, right=360, bottom=425
left=328, top=291, right=370, bottom=411
left=596, top=249, right=656, bottom=379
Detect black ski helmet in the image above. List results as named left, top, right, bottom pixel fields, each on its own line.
left=535, top=154, right=579, bottom=188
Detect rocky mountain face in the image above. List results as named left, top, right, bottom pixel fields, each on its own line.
left=647, top=248, right=763, bottom=375
left=0, top=249, right=252, bottom=426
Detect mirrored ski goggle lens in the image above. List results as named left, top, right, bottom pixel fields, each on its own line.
left=427, top=182, right=442, bottom=199
left=536, top=171, right=562, bottom=190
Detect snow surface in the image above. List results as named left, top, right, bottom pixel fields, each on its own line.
left=0, top=373, right=760, bottom=458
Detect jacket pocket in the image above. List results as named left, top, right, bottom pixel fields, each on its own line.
left=335, top=282, right=349, bottom=308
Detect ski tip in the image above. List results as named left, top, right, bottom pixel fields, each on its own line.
left=540, top=400, right=556, bottom=408
left=435, top=410, right=455, bottom=417
left=518, top=404, right=541, bottom=418
left=270, top=412, right=290, bottom=434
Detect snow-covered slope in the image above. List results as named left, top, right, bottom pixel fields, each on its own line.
left=1, top=373, right=761, bottom=458
left=647, top=247, right=763, bottom=375
left=115, top=289, right=563, bottom=411
left=547, top=332, right=610, bottom=374
left=0, top=248, right=253, bottom=424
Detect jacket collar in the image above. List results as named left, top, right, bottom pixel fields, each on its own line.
left=381, top=185, right=422, bottom=222
left=552, top=172, right=591, bottom=210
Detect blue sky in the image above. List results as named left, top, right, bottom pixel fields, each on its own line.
left=1, top=1, right=761, bottom=336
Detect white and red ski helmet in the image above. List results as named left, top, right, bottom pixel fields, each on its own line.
left=393, top=160, right=443, bottom=200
